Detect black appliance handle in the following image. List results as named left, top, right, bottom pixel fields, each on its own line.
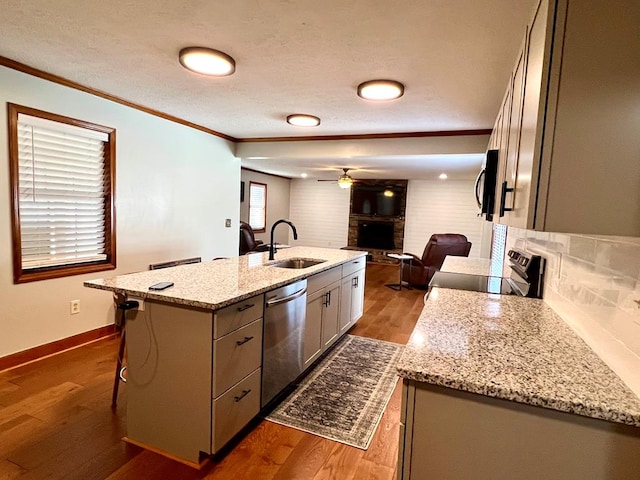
left=474, top=168, right=486, bottom=210
left=499, top=181, right=514, bottom=217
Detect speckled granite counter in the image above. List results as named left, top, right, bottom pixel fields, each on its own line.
left=84, top=246, right=367, bottom=310
left=397, top=287, right=640, bottom=427
left=440, top=256, right=493, bottom=276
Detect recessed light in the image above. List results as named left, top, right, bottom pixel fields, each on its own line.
left=286, top=114, right=321, bottom=127
left=439, top=173, right=448, bottom=180
left=301, top=173, right=308, bottom=178
left=179, top=47, right=235, bottom=76
left=383, top=189, right=394, bottom=197
left=357, top=80, right=404, bottom=101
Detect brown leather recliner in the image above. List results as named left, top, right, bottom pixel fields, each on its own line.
left=239, top=221, right=270, bottom=255
left=402, top=234, right=472, bottom=288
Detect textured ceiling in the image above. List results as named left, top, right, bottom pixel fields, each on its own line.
left=1, top=0, right=534, bottom=178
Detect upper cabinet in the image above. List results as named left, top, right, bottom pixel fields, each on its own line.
left=491, top=0, right=640, bottom=236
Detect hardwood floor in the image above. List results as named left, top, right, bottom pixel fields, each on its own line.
left=0, top=263, right=425, bottom=479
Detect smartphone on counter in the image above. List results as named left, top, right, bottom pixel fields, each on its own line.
left=149, top=281, right=174, bottom=291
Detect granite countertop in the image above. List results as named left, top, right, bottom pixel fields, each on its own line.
left=397, top=284, right=640, bottom=427
left=440, top=256, right=493, bottom=276
left=84, top=246, right=367, bottom=310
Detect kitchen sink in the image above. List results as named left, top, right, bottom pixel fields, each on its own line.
left=268, top=258, right=326, bottom=269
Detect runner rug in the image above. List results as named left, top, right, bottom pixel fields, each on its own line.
left=265, top=334, right=403, bottom=450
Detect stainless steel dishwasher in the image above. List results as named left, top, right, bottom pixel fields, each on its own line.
left=261, top=279, right=307, bottom=408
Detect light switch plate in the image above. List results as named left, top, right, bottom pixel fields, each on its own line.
left=225, top=219, right=231, bottom=228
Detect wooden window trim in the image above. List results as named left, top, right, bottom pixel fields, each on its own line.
left=8, top=103, right=117, bottom=283
left=248, top=181, right=267, bottom=233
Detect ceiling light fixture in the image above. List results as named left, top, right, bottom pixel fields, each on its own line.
left=439, top=173, right=448, bottom=180
left=301, top=173, right=308, bottom=178
left=337, top=174, right=353, bottom=189
left=357, top=80, right=404, bottom=101
left=383, top=189, right=394, bottom=197
left=179, top=47, right=236, bottom=76
left=286, top=114, right=321, bottom=127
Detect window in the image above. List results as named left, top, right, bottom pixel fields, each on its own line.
left=248, top=181, right=267, bottom=232
left=8, top=104, right=116, bottom=283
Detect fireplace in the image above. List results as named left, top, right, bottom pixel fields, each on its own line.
left=357, top=220, right=395, bottom=250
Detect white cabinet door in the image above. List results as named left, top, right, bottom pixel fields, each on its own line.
left=304, top=289, right=324, bottom=369
left=350, top=269, right=365, bottom=324
left=339, top=268, right=365, bottom=334
left=322, top=281, right=341, bottom=349
left=339, top=275, right=354, bottom=335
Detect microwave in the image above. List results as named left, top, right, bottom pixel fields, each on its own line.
left=474, top=149, right=498, bottom=221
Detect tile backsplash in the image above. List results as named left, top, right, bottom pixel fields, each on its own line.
left=505, top=227, right=640, bottom=394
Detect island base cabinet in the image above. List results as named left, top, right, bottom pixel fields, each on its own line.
left=126, top=301, right=213, bottom=464
left=399, top=380, right=640, bottom=480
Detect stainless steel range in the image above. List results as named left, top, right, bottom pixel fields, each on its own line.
left=429, top=249, right=545, bottom=298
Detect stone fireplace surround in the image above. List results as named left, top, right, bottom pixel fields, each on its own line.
left=345, top=179, right=407, bottom=264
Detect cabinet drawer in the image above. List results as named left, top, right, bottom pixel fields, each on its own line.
left=213, top=319, right=262, bottom=397
left=342, top=257, right=366, bottom=277
left=214, top=294, right=264, bottom=339
left=307, top=266, right=341, bottom=294
left=212, top=368, right=261, bottom=453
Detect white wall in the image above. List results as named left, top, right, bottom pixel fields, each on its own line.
left=0, top=66, right=239, bottom=358
left=288, top=178, right=487, bottom=257
left=240, top=169, right=291, bottom=244
left=289, top=180, right=350, bottom=247
left=403, top=180, right=486, bottom=257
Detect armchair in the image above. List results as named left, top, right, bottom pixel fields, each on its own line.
left=402, top=234, right=472, bottom=288
left=239, top=221, right=270, bottom=255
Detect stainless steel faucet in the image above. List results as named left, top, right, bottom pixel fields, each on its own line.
left=269, top=219, right=298, bottom=260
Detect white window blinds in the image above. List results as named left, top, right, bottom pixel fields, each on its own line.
left=249, top=182, right=266, bottom=230
left=17, top=113, right=109, bottom=270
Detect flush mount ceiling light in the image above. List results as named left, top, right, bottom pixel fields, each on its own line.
left=439, top=173, right=448, bottom=180
left=179, top=47, right=236, bottom=76
left=286, top=114, right=321, bottom=127
left=357, top=80, right=404, bottom=101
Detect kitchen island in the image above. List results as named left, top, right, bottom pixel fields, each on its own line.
left=84, top=246, right=367, bottom=467
left=396, top=258, right=640, bottom=479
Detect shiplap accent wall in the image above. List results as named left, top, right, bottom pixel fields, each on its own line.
left=289, top=178, right=486, bottom=256
left=289, top=180, right=351, bottom=247
left=403, top=180, right=485, bottom=258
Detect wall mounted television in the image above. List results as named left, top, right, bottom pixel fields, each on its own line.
left=351, top=184, right=403, bottom=217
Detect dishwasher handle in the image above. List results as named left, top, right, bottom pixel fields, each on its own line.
left=265, top=287, right=307, bottom=307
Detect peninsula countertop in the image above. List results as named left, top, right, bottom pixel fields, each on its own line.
left=397, top=258, right=640, bottom=427
left=84, top=246, right=367, bottom=310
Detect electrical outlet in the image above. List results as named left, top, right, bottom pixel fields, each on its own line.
left=129, top=296, right=145, bottom=312
left=70, top=300, right=80, bottom=315
left=225, top=219, right=232, bottom=228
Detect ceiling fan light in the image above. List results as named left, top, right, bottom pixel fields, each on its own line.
left=357, top=80, right=404, bottom=101
left=337, top=176, right=353, bottom=188
left=179, top=47, right=235, bottom=76
left=286, top=114, right=321, bottom=127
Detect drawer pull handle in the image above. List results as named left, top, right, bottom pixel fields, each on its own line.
left=236, top=336, right=254, bottom=346
left=234, top=389, right=251, bottom=402
left=237, top=303, right=255, bottom=312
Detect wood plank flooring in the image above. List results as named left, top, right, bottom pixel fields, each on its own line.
left=0, top=263, right=425, bottom=479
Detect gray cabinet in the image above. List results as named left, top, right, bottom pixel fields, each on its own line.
left=398, top=380, right=640, bottom=479
left=339, top=261, right=365, bottom=335
left=125, top=293, right=264, bottom=464
left=492, top=0, right=640, bottom=235
left=304, top=267, right=342, bottom=369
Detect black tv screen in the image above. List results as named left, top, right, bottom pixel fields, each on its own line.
left=352, top=184, right=401, bottom=216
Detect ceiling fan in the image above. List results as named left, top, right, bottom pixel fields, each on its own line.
left=317, top=168, right=358, bottom=189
